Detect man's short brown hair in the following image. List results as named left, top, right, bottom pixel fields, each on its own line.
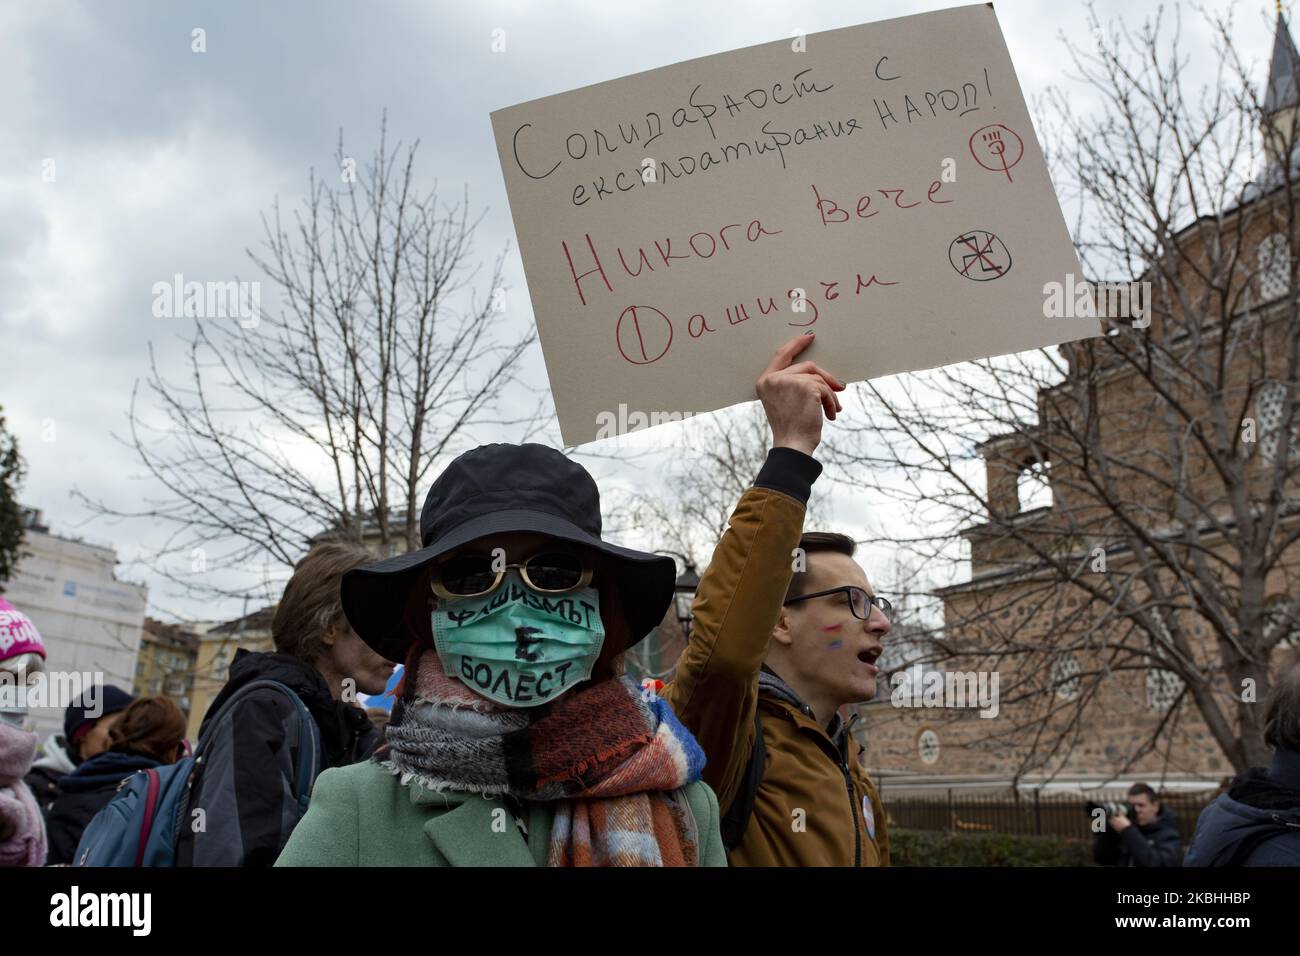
left=1265, top=648, right=1300, bottom=753
left=784, top=532, right=857, bottom=603
left=1127, top=783, right=1158, bottom=802
left=272, top=541, right=375, bottom=666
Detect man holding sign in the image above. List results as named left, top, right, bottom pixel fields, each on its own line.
left=488, top=3, right=1102, bottom=864
left=660, top=333, right=890, bottom=866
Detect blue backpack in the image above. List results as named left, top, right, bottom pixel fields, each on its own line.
left=73, top=680, right=321, bottom=867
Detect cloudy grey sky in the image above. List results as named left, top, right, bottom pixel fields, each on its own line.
left=0, top=0, right=1284, bottom=623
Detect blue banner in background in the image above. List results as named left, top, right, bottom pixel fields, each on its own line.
left=358, top=664, right=403, bottom=712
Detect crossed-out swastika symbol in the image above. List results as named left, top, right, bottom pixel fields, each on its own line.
left=948, top=230, right=1012, bottom=281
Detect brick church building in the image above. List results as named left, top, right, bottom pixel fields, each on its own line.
left=856, top=11, right=1300, bottom=804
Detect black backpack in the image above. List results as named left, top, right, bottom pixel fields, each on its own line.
left=175, top=679, right=322, bottom=866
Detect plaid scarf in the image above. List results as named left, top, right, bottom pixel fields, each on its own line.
left=380, top=649, right=706, bottom=866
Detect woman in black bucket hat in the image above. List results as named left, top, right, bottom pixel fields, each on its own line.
left=276, top=442, right=726, bottom=867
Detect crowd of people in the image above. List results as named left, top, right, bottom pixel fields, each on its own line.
left=1, top=335, right=1298, bottom=866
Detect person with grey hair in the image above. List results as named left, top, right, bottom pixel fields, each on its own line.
left=1185, top=648, right=1300, bottom=866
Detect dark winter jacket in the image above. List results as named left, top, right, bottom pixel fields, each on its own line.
left=44, top=751, right=160, bottom=865
left=1093, top=803, right=1183, bottom=867
left=23, top=732, right=76, bottom=819
left=176, top=649, right=381, bottom=867
left=1184, top=748, right=1300, bottom=867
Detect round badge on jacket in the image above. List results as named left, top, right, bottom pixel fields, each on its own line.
left=862, top=795, right=876, bottom=840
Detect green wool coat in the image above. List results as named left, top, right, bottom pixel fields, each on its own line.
left=274, top=759, right=727, bottom=867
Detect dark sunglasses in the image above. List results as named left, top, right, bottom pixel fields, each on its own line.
left=430, top=550, right=592, bottom=599
left=782, top=585, right=892, bottom=620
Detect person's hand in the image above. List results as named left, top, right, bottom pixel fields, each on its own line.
left=1109, top=814, right=1131, bottom=833
left=755, top=333, right=846, bottom=456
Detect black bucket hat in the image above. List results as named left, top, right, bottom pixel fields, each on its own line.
left=340, top=443, right=677, bottom=663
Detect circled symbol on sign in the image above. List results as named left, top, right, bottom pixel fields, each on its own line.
left=969, top=124, right=1024, bottom=183
left=949, top=230, right=1012, bottom=281
left=616, top=304, right=674, bottom=365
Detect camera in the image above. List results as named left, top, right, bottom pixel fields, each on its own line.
left=1086, top=800, right=1134, bottom=819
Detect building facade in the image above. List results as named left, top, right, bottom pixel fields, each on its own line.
left=858, top=13, right=1300, bottom=802
left=133, top=618, right=203, bottom=721
left=185, top=605, right=275, bottom=740
left=4, top=509, right=148, bottom=741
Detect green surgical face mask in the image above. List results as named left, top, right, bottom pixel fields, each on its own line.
left=432, top=571, right=605, bottom=708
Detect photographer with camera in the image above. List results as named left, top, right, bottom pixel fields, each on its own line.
left=1091, top=783, right=1183, bottom=867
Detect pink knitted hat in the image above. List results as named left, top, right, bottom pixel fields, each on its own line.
left=0, top=596, right=45, bottom=664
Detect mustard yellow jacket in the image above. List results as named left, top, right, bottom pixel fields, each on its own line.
left=661, top=449, right=889, bottom=867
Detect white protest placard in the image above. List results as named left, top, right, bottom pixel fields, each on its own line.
left=490, top=3, right=1098, bottom=445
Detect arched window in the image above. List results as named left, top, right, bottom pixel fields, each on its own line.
left=1256, top=381, right=1298, bottom=464
left=1258, top=232, right=1291, bottom=301
left=1052, top=654, right=1082, bottom=701
left=1146, top=668, right=1183, bottom=711
left=1017, top=460, right=1052, bottom=511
